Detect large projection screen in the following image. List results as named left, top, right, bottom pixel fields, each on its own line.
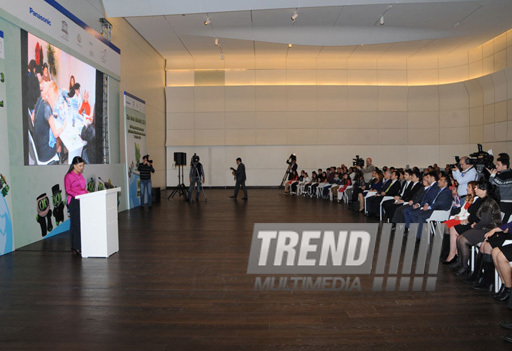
left=21, top=30, right=104, bottom=165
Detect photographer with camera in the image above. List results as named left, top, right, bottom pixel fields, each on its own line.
left=138, top=154, right=155, bottom=209
left=488, top=153, right=512, bottom=223
left=187, top=154, right=205, bottom=202
left=355, top=157, right=375, bottom=183
left=451, top=156, right=478, bottom=205
left=286, top=154, right=298, bottom=180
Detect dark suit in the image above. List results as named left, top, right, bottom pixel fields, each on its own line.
left=383, top=181, right=422, bottom=220
left=366, top=179, right=401, bottom=217
left=233, top=162, right=248, bottom=199
left=408, top=186, right=452, bottom=238
left=392, top=185, right=426, bottom=224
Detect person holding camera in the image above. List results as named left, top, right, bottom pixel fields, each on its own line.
left=452, top=156, right=478, bottom=205
left=356, top=157, right=375, bottom=183
left=488, top=153, right=512, bottom=223
left=138, top=154, right=155, bottom=209
left=287, top=156, right=298, bottom=180
left=188, top=154, right=205, bottom=202
left=230, top=157, right=248, bottom=200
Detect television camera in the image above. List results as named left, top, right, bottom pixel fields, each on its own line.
left=353, top=155, right=364, bottom=168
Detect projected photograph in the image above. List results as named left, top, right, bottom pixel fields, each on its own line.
left=21, top=30, right=103, bottom=165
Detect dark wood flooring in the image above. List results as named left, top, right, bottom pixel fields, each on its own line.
left=1, top=189, right=512, bottom=350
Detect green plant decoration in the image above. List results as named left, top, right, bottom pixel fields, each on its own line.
left=47, top=44, right=57, bottom=77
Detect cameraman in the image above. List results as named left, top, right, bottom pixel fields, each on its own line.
left=188, top=155, right=205, bottom=202
left=356, top=158, right=375, bottom=183
left=488, top=153, right=512, bottom=222
left=138, top=155, right=155, bottom=209
left=287, top=155, right=298, bottom=180
left=452, top=156, right=478, bottom=205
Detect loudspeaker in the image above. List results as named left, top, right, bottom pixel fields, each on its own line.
left=174, top=152, right=187, bottom=166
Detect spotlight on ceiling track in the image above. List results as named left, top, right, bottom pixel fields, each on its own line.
left=215, top=38, right=219, bottom=46
left=204, top=17, right=210, bottom=25
left=291, top=11, right=298, bottom=22
left=380, top=16, right=384, bottom=25
left=288, top=43, right=293, bottom=48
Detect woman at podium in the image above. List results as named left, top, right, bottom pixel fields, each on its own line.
left=64, top=156, right=87, bottom=255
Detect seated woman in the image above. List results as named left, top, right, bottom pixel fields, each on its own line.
left=304, top=171, right=317, bottom=196
left=283, top=170, right=299, bottom=194
left=451, top=180, right=501, bottom=277
left=443, top=181, right=479, bottom=265
left=356, top=170, right=383, bottom=213
left=310, top=171, right=326, bottom=197
left=296, top=171, right=309, bottom=196
left=332, top=173, right=351, bottom=202
left=485, top=221, right=512, bottom=300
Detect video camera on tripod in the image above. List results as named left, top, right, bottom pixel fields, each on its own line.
left=286, top=154, right=297, bottom=165
left=353, top=155, right=364, bottom=167
left=452, top=144, right=494, bottom=178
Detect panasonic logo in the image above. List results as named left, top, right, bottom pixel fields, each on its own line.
left=30, top=7, right=52, bottom=26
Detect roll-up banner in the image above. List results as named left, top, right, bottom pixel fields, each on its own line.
left=124, top=92, right=146, bottom=209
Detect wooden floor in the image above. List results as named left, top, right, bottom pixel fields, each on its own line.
left=2, top=189, right=512, bottom=350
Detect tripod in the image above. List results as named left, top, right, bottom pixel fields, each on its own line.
left=280, top=166, right=291, bottom=188
left=168, top=165, right=188, bottom=200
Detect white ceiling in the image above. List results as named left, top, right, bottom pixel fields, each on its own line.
left=102, top=0, right=512, bottom=68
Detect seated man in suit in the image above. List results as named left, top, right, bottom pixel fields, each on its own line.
left=392, top=174, right=428, bottom=225
left=407, top=175, right=453, bottom=239
left=383, top=170, right=422, bottom=221
left=403, top=171, right=439, bottom=230
left=366, top=170, right=402, bottom=218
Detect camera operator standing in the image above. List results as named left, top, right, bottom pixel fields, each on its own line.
left=356, top=157, right=375, bottom=183
left=138, top=155, right=155, bottom=209
left=188, top=154, right=205, bottom=202
left=452, top=156, right=478, bottom=205
left=488, top=153, right=512, bottom=222
left=286, top=155, right=298, bottom=181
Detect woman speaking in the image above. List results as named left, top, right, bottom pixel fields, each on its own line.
left=64, top=156, right=87, bottom=255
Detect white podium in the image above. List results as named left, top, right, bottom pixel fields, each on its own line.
left=76, top=188, right=121, bottom=258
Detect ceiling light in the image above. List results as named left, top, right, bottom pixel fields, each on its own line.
left=288, top=43, right=292, bottom=48
left=291, top=11, right=298, bottom=22
left=215, top=38, right=219, bottom=46
left=380, top=16, right=384, bottom=25
left=204, top=17, right=210, bottom=25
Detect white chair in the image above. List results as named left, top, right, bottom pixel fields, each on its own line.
left=424, top=207, right=452, bottom=243
left=341, top=185, right=353, bottom=204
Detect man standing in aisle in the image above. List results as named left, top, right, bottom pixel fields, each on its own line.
left=230, top=157, right=248, bottom=200
left=452, top=156, right=478, bottom=205
left=138, top=154, right=155, bottom=209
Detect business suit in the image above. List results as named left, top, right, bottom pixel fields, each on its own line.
left=232, top=161, right=248, bottom=199
left=403, top=182, right=440, bottom=227
left=409, top=186, right=453, bottom=238
left=383, top=181, right=422, bottom=221
left=392, top=185, right=426, bottom=224
left=366, top=179, right=402, bottom=217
